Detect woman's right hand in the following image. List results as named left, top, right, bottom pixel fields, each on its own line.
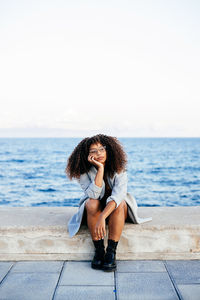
left=88, top=155, right=104, bottom=169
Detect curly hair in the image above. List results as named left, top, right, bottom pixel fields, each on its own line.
left=65, top=134, right=127, bottom=180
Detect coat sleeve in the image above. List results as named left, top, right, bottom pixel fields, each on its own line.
left=78, top=172, right=103, bottom=199
left=106, top=171, right=127, bottom=209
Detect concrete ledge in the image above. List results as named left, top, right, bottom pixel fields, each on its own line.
left=0, top=206, right=199, bottom=261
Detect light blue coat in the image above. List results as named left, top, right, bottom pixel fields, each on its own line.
left=67, top=166, right=152, bottom=237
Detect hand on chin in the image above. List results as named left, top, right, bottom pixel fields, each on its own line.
left=88, top=155, right=104, bottom=168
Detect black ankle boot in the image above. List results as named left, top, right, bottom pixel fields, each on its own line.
left=91, top=239, right=105, bottom=270
left=102, top=239, right=118, bottom=272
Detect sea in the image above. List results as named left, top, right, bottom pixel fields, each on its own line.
left=0, top=137, right=199, bottom=207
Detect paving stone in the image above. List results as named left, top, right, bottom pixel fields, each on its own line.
left=117, top=260, right=166, bottom=272
left=177, top=284, right=200, bottom=300
left=165, top=260, right=200, bottom=284
left=0, top=262, right=14, bottom=282
left=0, top=272, right=59, bottom=300
left=117, top=272, right=179, bottom=300
left=54, top=286, right=115, bottom=300
left=11, top=260, right=64, bottom=273
left=59, top=261, right=114, bottom=286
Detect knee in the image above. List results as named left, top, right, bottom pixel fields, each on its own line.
left=85, top=198, right=101, bottom=216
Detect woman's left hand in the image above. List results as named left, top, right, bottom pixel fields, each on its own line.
left=94, top=215, right=106, bottom=239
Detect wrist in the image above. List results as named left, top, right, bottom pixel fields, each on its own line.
left=99, top=212, right=106, bottom=220
left=98, top=164, right=104, bottom=170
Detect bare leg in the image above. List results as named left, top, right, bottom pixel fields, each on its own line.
left=107, top=200, right=128, bottom=241
left=85, top=198, right=102, bottom=241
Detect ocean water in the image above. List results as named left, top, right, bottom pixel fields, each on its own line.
left=0, top=137, right=200, bottom=207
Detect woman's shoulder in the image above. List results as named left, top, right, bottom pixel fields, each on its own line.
left=111, top=169, right=127, bottom=181
left=115, top=168, right=127, bottom=175
left=79, top=166, right=96, bottom=181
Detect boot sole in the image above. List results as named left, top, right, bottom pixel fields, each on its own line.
left=102, top=266, right=116, bottom=272
left=91, top=264, right=103, bottom=270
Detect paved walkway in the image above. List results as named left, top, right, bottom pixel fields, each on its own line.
left=0, top=260, right=199, bottom=300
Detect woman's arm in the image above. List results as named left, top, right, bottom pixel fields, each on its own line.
left=88, top=154, right=104, bottom=188
left=94, top=200, right=116, bottom=239
left=79, top=173, right=103, bottom=199
left=78, top=156, right=105, bottom=199
left=100, top=200, right=116, bottom=218
left=94, top=165, right=104, bottom=187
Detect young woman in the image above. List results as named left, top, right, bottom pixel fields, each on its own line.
left=65, top=134, right=152, bottom=272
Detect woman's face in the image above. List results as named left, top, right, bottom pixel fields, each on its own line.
left=89, top=142, right=107, bottom=165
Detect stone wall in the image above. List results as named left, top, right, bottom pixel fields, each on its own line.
left=0, top=206, right=199, bottom=260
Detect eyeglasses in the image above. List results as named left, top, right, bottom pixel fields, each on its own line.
left=89, top=145, right=106, bottom=155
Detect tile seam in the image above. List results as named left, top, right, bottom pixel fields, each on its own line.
left=0, top=262, right=16, bottom=287
left=163, top=260, right=183, bottom=300
left=52, top=260, right=65, bottom=300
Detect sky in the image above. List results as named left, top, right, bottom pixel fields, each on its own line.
left=0, top=0, right=200, bottom=137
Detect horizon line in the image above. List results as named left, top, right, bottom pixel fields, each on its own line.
left=0, top=136, right=199, bottom=139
